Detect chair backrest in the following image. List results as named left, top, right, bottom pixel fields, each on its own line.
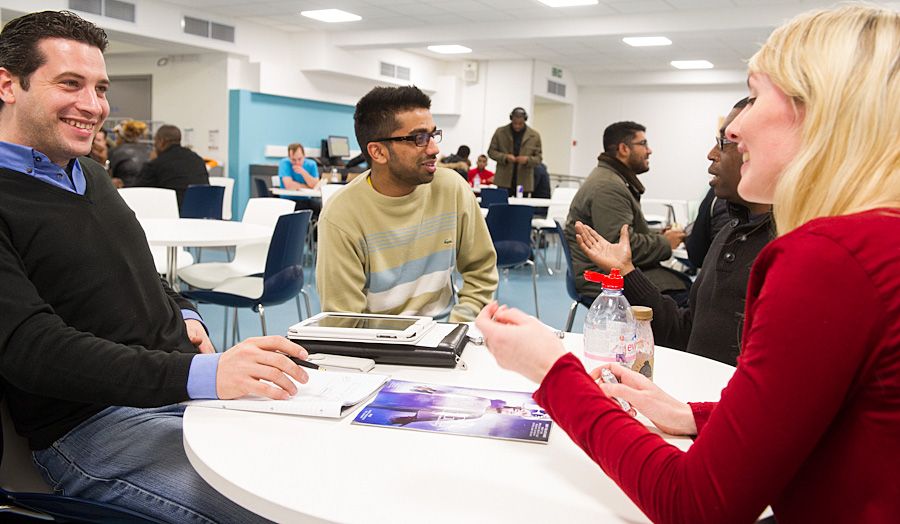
left=118, top=187, right=179, bottom=219
left=554, top=220, right=582, bottom=303
left=207, top=176, right=234, bottom=220
left=486, top=204, right=534, bottom=267
left=321, top=184, right=345, bottom=208
left=180, top=185, right=224, bottom=220
left=241, top=197, right=295, bottom=227
left=479, top=187, right=508, bottom=209
left=551, top=186, right=579, bottom=204
left=261, top=211, right=312, bottom=305
left=254, top=177, right=271, bottom=198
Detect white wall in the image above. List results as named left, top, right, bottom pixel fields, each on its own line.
left=573, top=85, right=748, bottom=202
left=105, top=53, right=230, bottom=163
left=532, top=101, right=574, bottom=175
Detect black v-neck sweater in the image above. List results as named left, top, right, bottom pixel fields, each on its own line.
left=0, top=159, right=199, bottom=449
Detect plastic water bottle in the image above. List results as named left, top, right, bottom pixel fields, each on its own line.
left=473, top=172, right=481, bottom=190
left=516, top=184, right=524, bottom=198
left=582, top=269, right=636, bottom=370
left=631, top=306, right=654, bottom=380
left=330, top=167, right=339, bottom=183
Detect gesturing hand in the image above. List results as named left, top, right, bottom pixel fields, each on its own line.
left=590, top=364, right=697, bottom=436
left=575, top=222, right=635, bottom=275
left=185, top=319, right=215, bottom=354
left=216, top=336, right=310, bottom=400
left=475, top=302, right=567, bottom=384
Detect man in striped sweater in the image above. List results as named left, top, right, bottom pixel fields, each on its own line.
left=316, top=86, right=497, bottom=322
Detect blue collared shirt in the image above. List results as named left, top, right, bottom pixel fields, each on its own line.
left=0, top=141, right=219, bottom=399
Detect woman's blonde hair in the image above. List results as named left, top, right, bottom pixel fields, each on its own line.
left=748, top=3, right=899, bottom=234
left=115, top=120, right=148, bottom=144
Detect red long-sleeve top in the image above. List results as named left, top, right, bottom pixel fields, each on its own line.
left=535, top=208, right=900, bottom=524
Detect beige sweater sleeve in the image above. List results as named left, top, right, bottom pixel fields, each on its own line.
left=315, top=214, right=369, bottom=314
left=451, top=190, right=498, bottom=322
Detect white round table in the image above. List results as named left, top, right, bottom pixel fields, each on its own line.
left=270, top=188, right=322, bottom=198
left=139, top=218, right=272, bottom=288
left=183, top=335, right=734, bottom=523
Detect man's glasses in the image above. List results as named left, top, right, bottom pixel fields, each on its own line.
left=371, top=129, right=443, bottom=147
left=716, top=135, right=736, bottom=151
left=630, top=139, right=649, bottom=147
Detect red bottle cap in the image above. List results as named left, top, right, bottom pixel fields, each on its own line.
left=583, top=268, right=624, bottom=290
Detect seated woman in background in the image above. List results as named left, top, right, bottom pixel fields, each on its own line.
left=476, top=5, right=899, bottom=523
left=108, top=120, right=150, bottom=187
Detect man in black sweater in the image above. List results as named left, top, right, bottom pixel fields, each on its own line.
left=135, top=124, right=209, bottom=207
left=574, top=98, right=773, bottom=366
left=0, top=11, right=306, bottom=522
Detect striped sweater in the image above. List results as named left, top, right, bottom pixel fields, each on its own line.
left=316, top=168, right=497, bottom=322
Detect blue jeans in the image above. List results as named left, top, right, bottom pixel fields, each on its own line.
left=32, top=404, right=271, bottom=524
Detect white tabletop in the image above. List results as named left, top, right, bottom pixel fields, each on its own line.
left=183, top=335, right=734, bottom=523
left=139, top=219, right=272, bottom=248
left=270, top=188, right=322, bottom=198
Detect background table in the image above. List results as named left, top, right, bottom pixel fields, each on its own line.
left=270, top=188, right=322, bottom=198
left=139, top=218, right=272, bottom=288
left=184, top=334, right=734, bottom=523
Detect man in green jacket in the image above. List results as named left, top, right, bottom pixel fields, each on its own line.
left=565, top=121, right=687, bottom=300
left=488, top=107, right=542, bottom=196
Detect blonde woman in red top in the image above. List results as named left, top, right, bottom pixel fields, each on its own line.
left=476, top=5, right=900, bottom=523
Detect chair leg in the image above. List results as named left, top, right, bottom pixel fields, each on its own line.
left=258, top=304, right=267, bottom=336
left=301, top=290, right=313, bottom=320
left=222, top=307, right=229, bottom=350
left=233, top=308, right=240, bottom=344
left=526, top=260, right=539, bottom=318
left=565, top=301, right=579, bottom=332
left=533, top=230, right=553, bottom=276
left=295, top=295, right=303, bottom=320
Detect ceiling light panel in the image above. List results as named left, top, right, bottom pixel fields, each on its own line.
left=623, top=36, right=672, bottom=47
left=670, top=60, right=714, bottom=69
left=300, top=9, right=361, bottom=23
left=427, top=45, right=473, bottom=54
left=536, top=0, right=600, bottom=7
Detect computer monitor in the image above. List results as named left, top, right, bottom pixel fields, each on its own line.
left=326, top=135, right=350, bottom=159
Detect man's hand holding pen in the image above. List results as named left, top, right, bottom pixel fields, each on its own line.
left=216, top=336, right=311, bottom=400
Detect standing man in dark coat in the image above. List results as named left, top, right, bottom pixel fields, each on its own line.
left=135, top=124, right=208, bottom=207
left=488, top=107, right=542, bottom=196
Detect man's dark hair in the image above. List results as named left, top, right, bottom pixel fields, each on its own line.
left=733, top=97, right=750, bottom=110
left=0, top=11, right=108, bottom=108
left=155, top=125, right=182, bottom=150
left=354, top=85, right=431, bottom=163
left=602, top=121, right=646, bottom=155
left=456, top=145, right=470, bottom=158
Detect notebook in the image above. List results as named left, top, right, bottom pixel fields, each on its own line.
left=185, top=369, right=389, bottom=418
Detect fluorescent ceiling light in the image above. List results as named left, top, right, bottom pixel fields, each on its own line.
left=671, top=60, right=714, bottom=70
left=536, top=0, right=599, bottom=6
left=427, top=45, right=472, bottom=54
left=300, top=9, right=361, bottom=23
left=623, top=36, right=672, bottom=47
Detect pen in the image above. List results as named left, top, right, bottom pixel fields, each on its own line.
left=282, top=338, right=325, bottom=371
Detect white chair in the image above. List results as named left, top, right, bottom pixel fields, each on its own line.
left=118, top=187, right=195, bottom=274
left=531, top=186, right=578, bottom=273
left=321, top=183, right=345, bottom=208
left=178, top=198, right=294, bottom=290
left=208, top=176, right=234, bottom=220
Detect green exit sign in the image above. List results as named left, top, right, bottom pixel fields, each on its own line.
left=551, top=67, right=563, bottom=79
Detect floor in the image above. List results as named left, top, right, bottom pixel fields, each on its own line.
left=193, top=239, right=589, bottom=351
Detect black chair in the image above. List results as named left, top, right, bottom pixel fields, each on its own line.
left=183, top=211, right=313, bottom=340
left=180, top=185, right=224, bottom=220
left=1, top=394, right=163, bottom=523
left=485, top=204, right=539, bottom=317
left=554, top=220, right=595, bottom=332
left=479, top=187, right=508, bottom=209
left=253, top=177, right=272, bottom=198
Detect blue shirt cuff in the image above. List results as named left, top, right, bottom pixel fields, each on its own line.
left=181, top=309, right=208, bottom=334
left=187, top=353, right=221, bottom=399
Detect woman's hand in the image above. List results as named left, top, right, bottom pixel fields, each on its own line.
left=475, top=302, right=567, bottom=384
left=575, top=222, right=635, bottom=275
left=591, top=363, right=697, bottom=436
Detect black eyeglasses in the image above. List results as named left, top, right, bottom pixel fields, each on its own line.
left=716, top=135, right=736, bottom=151
left=371, top=129, right=443, bottom=147
left=629, top=139, right=649, bottom=147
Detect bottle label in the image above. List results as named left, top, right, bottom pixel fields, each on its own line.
left=583, top=323, right=636, bottom=367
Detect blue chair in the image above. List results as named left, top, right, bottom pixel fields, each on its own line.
left=254, top=177, right=272, bottom=198
left=182, top=211, right=313, bottom=341
left=180, top=185, right=224, bottom=220
left=1, top=397, right=163, bottom=523
left=554, top=220, right=595, bottom=332
left=479, top=187, right=508, bottom=209
left=485, top=204, right=539, bottom=317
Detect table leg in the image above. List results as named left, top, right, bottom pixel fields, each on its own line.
left=167, top=246, right=180, bottom=290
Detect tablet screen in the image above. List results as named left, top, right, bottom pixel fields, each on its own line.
left=306, top=314, right=419, bottom=331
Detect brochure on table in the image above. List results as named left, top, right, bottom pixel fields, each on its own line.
left=352, top=379, right=553, bottom=443
left=186, top=370, right=389, bottom=418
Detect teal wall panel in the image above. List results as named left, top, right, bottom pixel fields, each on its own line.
left=227, top=89, right=357, bottom=218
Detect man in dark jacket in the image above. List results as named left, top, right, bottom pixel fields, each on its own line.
left=488, top=107, right=542, bottom=196
left=135, top=124, right=209, bottom=207
left=574, top=99, right=774, bottom=365
left=565, top=121, right=687, bottom=300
